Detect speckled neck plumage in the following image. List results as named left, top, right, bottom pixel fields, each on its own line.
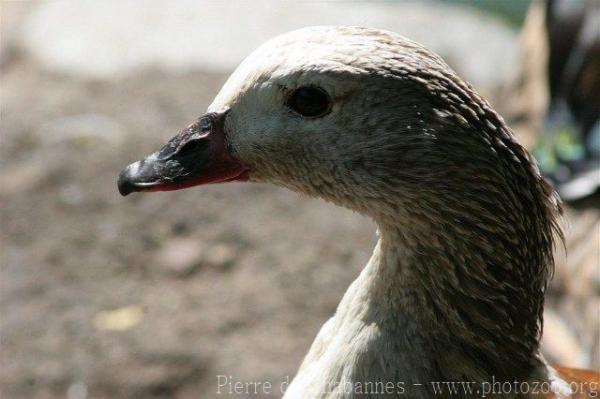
left=371, top=71, right=562, bottom=385
left=331, top=95, right=563, bottom=390
left=288, top=194, right=561, bottom=397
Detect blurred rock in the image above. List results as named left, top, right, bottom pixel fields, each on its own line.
left=59, top=184, right=85, bottom=207
left=204, top=243, right=237, bottom=271
left=94, top=305, right=144, bottom=331
left=17, top=0, right=517, bottom=87
left=66, top=381, right=88, bottom=399
left=157, top=237, right=205, bottom=276
left=157, top=238, right=238, bottom=276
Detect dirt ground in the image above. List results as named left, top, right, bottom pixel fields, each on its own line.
left=1, top=9, right=599, bottom=399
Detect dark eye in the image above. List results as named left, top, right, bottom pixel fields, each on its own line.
left=286, top=86, right=331, bottom=117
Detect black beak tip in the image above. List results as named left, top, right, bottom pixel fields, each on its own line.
left=117, top=167, right=136, bottom=196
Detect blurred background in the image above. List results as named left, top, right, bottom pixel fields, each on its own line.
left=1, top=1, right=598, bottom=398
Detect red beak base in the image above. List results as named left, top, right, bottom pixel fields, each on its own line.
left=118, top=112, right=249, bottom=196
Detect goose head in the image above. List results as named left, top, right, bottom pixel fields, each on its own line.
left=119, top=26, right=558, bottom=236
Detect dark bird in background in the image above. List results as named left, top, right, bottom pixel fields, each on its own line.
left=532, top=0, right=600, bottom=201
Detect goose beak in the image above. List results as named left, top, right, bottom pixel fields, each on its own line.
left=117, top=112, right=249, bottom=196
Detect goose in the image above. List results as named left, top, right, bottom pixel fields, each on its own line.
left=118, top=27, right=599, bottom=398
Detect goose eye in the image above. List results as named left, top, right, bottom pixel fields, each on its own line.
left=286, top=86, right=331, bottom=117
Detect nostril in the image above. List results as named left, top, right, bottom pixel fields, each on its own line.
left=177, top=139, right=207, bottom=157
